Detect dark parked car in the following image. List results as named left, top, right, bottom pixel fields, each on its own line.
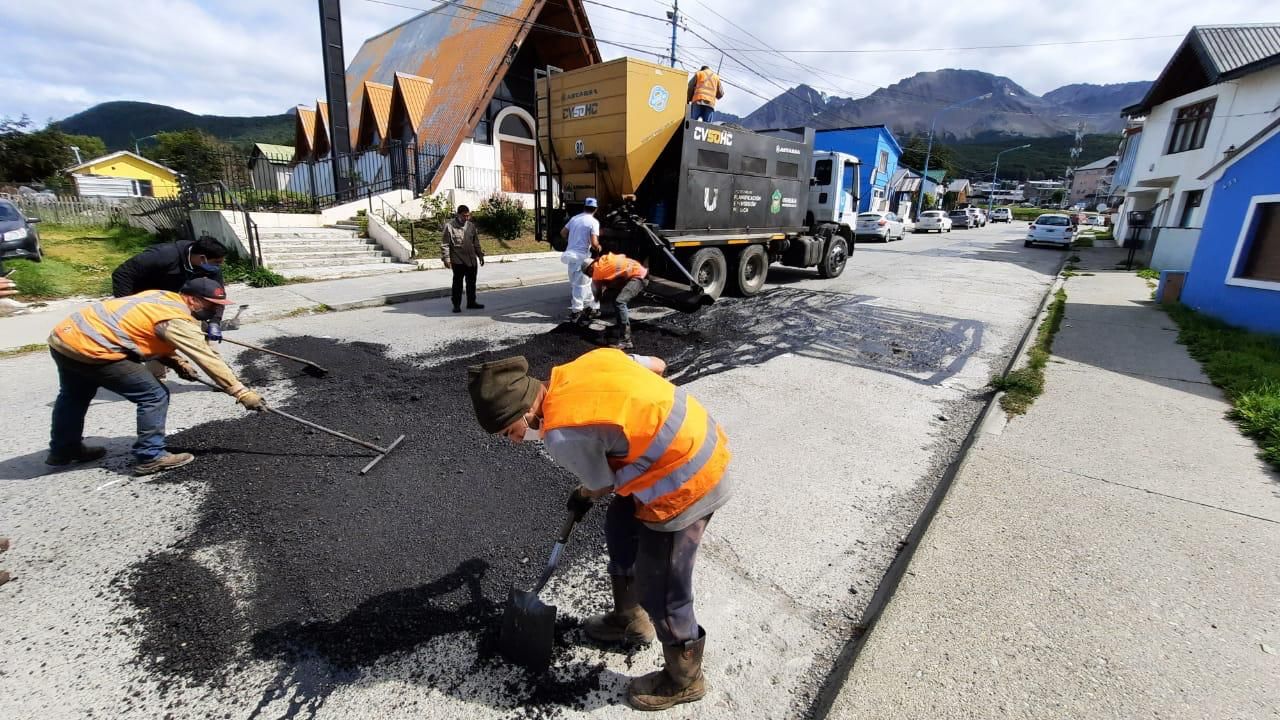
left=0, top=200, right=42, bottom=263
left=948, top=209, right=974, bottom=229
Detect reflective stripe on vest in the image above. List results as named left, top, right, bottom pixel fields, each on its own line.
left=692, top=70, right=718, bottom=106
left=54, top=290, right=192, bottom=361
left=591, top=254, right=644, bottom=284
left=542, top=348, right=730, bottom=522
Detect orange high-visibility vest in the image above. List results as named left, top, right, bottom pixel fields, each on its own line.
left=591, top=253, right=647, bottom=284
left=691, top=69, right=720, bottom=107
left=51, top=290, right=194, bottom=362
left=542, top=348, right=730, bottom=523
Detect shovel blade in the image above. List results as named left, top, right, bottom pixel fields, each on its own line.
left=499, top=586, right=557, bottom=671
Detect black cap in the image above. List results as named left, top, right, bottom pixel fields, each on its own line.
left=180, top=277, right=234, bottom=305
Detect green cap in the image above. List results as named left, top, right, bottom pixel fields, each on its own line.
left=467, top=356, right=541, bottom=433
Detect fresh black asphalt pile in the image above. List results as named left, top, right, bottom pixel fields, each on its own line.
left=114, top=288, right=981, bottom=716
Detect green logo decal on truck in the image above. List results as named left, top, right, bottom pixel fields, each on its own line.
left=770, top=189, right=782, bottom=214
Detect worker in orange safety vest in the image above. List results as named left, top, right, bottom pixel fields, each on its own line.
left=581, top=252, right=649, bottom=350
left=687, top=65, right=724, bottom=123
left=468, top=348, right=732, bottom=711
left=47, top=278, right=265, bottom=475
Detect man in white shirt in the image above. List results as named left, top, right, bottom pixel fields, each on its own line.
left=559, top=198, right=602, bottom=321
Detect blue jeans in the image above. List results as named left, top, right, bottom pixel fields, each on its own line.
left=50, top=349, right=170, bottom=461
left=690, top=104, right=714, bottom=122
left=604, top=495, right=710, bottom=645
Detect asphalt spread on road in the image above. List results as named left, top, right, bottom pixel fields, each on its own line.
left=114, top=288, right=981, bottom=717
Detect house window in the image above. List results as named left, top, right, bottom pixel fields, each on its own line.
left=133, top=179, right=154, bottom=197
left=877, top=150, right=889, bottom=174
left=1236, top=202, right=1280, bottom=283
left=498, top=114, right=533, bottom=139
left=1166, top=99, right=1215, bottom=154
left=1177, top=189, right=1203, bottom=228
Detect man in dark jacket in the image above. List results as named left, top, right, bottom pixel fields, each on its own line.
left=111, top=235, right=227, bottom=298
left=441, top=205, right=485, bottom=313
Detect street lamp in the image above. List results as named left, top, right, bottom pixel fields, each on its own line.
left=916, top=92, right=991, bottom=219
left=989, top=144, right=1031, bottom=214
left=134, top=134, right=159, bottom=155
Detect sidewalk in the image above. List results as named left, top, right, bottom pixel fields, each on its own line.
left=0, top=256, right=565, bottom=351
left=829, top=247, right=1280, bottom=719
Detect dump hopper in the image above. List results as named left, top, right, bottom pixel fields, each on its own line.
left=537, top=57, right=689, bottom=207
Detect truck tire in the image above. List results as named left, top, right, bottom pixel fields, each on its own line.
left=688, top=247, right=728, bottom=299
left=729, top=244, right=769, bottom=297
left=817, top=236, right=849, bottom=279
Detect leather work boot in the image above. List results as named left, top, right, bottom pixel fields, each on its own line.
left=583, top=575, right=656, bottom=647
left=627, top=628, right=707, bottom=711
left=45, top=445, right=107, bottom=466
left=133, top=452, right=195, bottom=476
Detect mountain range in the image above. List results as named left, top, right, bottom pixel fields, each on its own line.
left=54, top=70, right=1151, bottom=153
left=737, top=70, right=1151, bottom=139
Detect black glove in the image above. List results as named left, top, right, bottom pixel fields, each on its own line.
left=566, top=488, right=594, bottom=520
left=479, top=256, right=485, bottom=267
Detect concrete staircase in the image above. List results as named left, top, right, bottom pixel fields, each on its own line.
left=257, top=218, right=414, bottom=280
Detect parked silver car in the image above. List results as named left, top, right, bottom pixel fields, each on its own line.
left=948, top=209, right=975, bottom=229
left=854, top=211, right=906, bottom=242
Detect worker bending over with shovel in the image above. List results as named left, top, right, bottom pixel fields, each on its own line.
left=47, top=278, right=265, bottom=475
left=468, top=348, right=731, bottom=711
left=581, top=252, right=649, bottom=350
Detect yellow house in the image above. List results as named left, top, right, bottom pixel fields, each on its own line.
left=67, top=151, right=181, bottom=199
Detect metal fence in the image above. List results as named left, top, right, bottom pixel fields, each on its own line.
left=194, top=139, right=447, bottom=214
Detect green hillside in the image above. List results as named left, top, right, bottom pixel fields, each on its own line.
left=59, top=101, right=294, bottom=151
left=947, top=133, right=1122, bottom=181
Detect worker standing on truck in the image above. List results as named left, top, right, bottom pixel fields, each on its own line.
left=559, top=198, right=602, bottom=321
left=46, top=278, right=265, bottom=475
left=467, top=348, right=731, bottom=711
left=111, top=235, right=227, bottom=298
left=687, top=66, right=724, bottom=123
left=582, top=253, right=649, bottom=350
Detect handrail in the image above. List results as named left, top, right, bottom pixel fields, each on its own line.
left=375, top=194, right=417, bottom=259
left=191, top=180, right=262, bottom=268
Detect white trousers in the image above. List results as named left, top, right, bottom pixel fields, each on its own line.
left=562, top=251, right=599, bottom=312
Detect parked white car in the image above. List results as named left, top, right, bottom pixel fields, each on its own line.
left=855, top=211, right=906, bottom=242
left=914, top=210, right=952, bottom=233
left=990, top=207, right=1012, bottom=222
left=967, top=207, right=987, bottom=227
left=1025, top=213, right=1075, bottom=249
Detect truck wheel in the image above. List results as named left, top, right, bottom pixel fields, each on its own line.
left=817, top=236, right=849, bottom=279
left=688, top=247, right=728, bottom=299
left=729, top=244, right=769, bottom=297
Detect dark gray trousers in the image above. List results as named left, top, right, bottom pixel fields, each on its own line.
left=604, top=494, right=709, bottom=645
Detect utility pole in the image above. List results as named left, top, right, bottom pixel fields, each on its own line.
left=318, top=0, right=353, bottom=197
left=666, top=0, right=679, bottom=68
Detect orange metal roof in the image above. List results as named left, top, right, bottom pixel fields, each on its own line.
left=341, top=0, right=599, bottom=189
left=314, top=101, right=331, bottom=156
left=294, top=106, right=317, bottom=159
left=363, top=81, right=394, bottom=140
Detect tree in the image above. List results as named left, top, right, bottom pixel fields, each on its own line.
left=899, top=134, right=957, bottom=176
left=0, top=116, right=107, bottom=185
left=145, top=129, right=228, bottom=185
left=922, top=192, right=937, bottom=210
left=1050, top=189, right=1066, bottom=205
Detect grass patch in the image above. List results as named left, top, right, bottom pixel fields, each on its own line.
left=1164, top=305, right=1280, bottom=469
left=409, top=230, right=549, bottom=260
left=283, top=304, right=334, bottom=318
left=1072, top=235, right=1095, bottom=248
left=991, top=287, right=1068, bottom=415
left=1136, top=268, right=1159, bottom=280
left=6, top=224, right=157, bottom=299
left=222, top=257, right=287, bottom=288
left=0, top=343, right=46, bottom=358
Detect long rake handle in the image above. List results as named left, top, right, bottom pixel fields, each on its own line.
left=222, top=338, right=327, bottom=371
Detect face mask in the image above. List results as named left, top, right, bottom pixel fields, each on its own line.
left=522, top=426, right=543, bottom=443
left=196, top=262, right=222, bottom=275
left=192, top=307, right=218, bottom=322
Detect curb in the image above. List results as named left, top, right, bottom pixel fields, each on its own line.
left=808, top=253, right=1069, bottom=719
left=320, top=272, right=566, bottom=312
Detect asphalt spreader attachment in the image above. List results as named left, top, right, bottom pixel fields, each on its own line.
left=190, top=376, right=405, bottom=474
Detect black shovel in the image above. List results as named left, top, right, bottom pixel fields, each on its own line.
left=500, top=501, right=590, bottom=671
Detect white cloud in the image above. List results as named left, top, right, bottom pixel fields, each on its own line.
left=1, top=0, right=1275, bottom=125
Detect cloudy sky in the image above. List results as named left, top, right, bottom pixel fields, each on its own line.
left=1, top=0, right=1275, bottom=125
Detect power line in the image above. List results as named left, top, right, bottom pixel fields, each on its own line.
left=678, top=33, right=1186, bottom=54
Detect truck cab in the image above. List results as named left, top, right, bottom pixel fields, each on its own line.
left=807, top=151, right=861, bottom=240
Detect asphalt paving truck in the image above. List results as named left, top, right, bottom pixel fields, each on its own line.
left=534, top=57, right=861, bottom=307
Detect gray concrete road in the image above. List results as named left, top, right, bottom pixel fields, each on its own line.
left=0, top=221, right=1065, bottom=719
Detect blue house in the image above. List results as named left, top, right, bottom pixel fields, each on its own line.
left=1178, top=117, right=1280, bottom=335
left=813, top=125, right=902, bottom=213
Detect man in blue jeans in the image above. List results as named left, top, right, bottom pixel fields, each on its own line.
left=47, top=278, right=265, bottom=475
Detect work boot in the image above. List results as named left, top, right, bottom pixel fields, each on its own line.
left=452, top=305, right=462, bottom=313
left=627, top=628, right=707, bottom=711
left=466, top=302, right=485, bottom=310
left=614, top=326, right=634, bottom=350
left=45, top=444, right=107, bottom=466
left=133, top=452, right=195, bottom=476
left=583, top=575, right=656, bottom=647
